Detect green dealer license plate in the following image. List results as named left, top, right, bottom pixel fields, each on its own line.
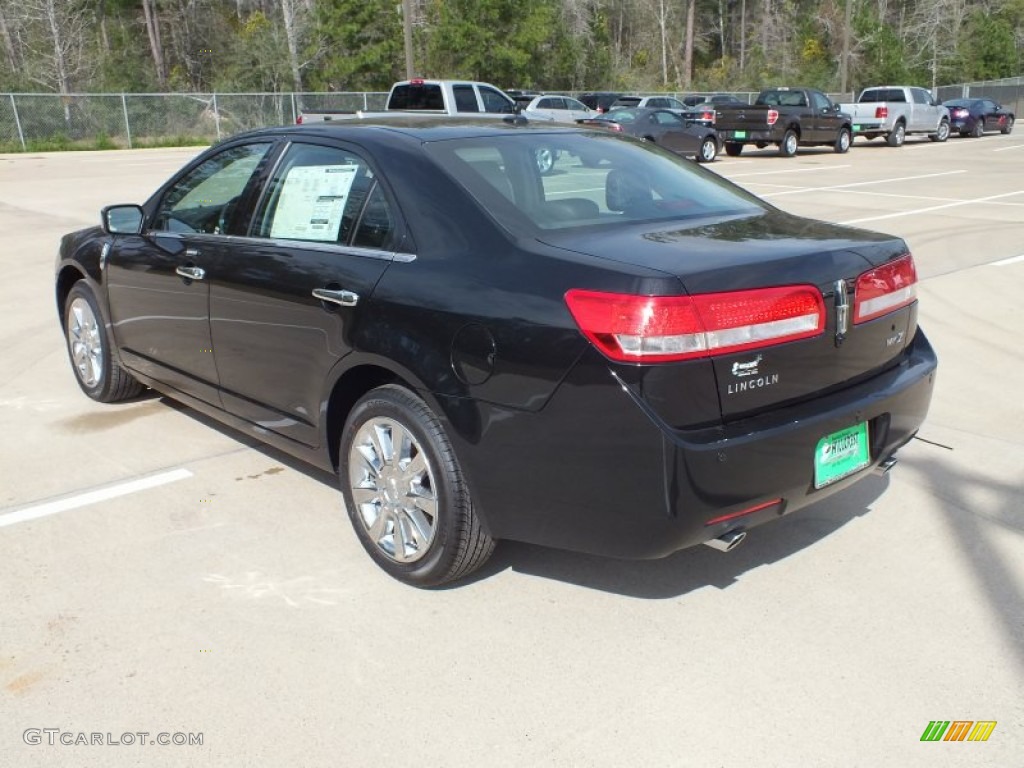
left=853, top=124, right=862, bottom=131
left=733, top=130, right=747, bottom=139
left=814, top=423, right=870, bottom=489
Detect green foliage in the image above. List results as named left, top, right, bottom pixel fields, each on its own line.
left=307, top=0, right=403, bottom=91
left=957, top=11, right=1018, bottom=80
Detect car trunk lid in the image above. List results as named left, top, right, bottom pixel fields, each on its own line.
left=547, top=211, right=917, bottom=421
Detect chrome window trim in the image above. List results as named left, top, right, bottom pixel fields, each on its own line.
left=143, top=230, right=415, bottom=263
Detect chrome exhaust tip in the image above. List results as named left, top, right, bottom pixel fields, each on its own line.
left=874, top=456, right=898, bottom=476
left=704, top=530, right=747, bottom=553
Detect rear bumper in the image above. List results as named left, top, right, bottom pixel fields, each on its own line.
left=720, top=129, right=779, bottom=144
left=451, top=330, right=937, bottom=559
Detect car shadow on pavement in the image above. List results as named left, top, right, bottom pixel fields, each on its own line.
left=160, top=395, right=894, bottom=600
left=463, top=475, right=890, bottom=598
left=898, top=451, right=1024, bottom=675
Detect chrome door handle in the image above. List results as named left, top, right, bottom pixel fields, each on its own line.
left=312, top=288, right=359, bottom=307
left=176, top=265, right=206, bottom=280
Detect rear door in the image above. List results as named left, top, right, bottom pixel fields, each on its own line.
left=650, top=110, right=698, bottom=155
left=208, top=140, right=404, bottom=446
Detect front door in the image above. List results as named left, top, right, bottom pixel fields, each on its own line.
left=106, top=141, right=274, bottom=404
left=209, top=141, right=403, bottom=447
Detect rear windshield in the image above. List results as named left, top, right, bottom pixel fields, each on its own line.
left=612, top=97, right=641, bottom=107
left=756, top=90, right=808, bottom=107
left=859, top=88, right=907, bottom=103
left=423, top=132, right=766, bottom=232
left=388, top=84, right=444, bottom=110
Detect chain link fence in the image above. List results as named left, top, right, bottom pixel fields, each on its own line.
left=0, top=92, right=388, bottom=151
left=935, top=76, right=1024, bottom=118
left=0, top=81, right=1016, bottom=151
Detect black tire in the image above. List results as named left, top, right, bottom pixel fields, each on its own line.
left=1001, top=116, right=1014, bottom=135
left=724, top=142, right=743, bottom=157
left=697, top=136, right=717, bottom=162
left=778, top=128, right=798, bottom=157
left=63, top=282, right=144, bottom=403
left=959, top=130, right=970, bottom=138
left=834, top=126, right=852, bottom=154
left=886, top=121, right=906, bottom=147
left=971, top=119, right=984, bottom=138
left=339, top=385, right=495, bottom=587
left=535, top=147, right=555, bottom=175
left=929, top=119, right=950, bottom=142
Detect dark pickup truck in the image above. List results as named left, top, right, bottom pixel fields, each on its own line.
left=714, top=87, right=853, bottom=157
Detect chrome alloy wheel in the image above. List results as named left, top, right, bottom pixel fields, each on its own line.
left=348, top=417, right=438, bottom=563
left=67, top=297, right=103, bottom=388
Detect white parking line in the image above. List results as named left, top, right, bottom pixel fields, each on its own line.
left=840, top=190, right=1024, bottom=225
left=726, top=165, right=851, bottom=179
left=762, top=170, right=966, bottom=198
left=991, top=254, right=1024, bottom=266
left=0, top=468, right=193, bottom=528
left=992, top=144, right=1024, bottom=152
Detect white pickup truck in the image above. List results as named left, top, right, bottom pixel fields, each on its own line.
left=297, top=79, right=519, bottom=123
left=839, top=86, right=950, bottom=146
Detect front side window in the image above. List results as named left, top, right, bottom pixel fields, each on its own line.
left=480, top=87, right=514, bottom=113
left=912, top=89, right=930, bottom=105
left=253, top=143, right=392, bottom=247
left=154, top=143, right=271, bottom=235
left=810, top=91, right=831, bottom=112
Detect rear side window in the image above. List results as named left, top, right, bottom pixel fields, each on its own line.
left=253, top=143, right=388, bottom=246
left=388, top=83, right=444, bottom=110
left=453, top=85, right=479, bottom=113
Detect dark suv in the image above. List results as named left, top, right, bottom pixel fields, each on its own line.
left=578, top=92, right=623, bottom=114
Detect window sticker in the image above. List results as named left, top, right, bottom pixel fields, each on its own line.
left=270, top=164, right=359, bottom=241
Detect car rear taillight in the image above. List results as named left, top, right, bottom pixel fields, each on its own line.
left=701, top=110, right=715, bottom=123
left=296, top=115, right=303, bottom=124
left=875, top=106, right=888, bottom=119
left=952, top=107, right=968, bottom=118
left=767, top=109, right=779, bottom=126
left=853, top=254, right=917, bottom=324
left=564, top=286, right=825, bottom=363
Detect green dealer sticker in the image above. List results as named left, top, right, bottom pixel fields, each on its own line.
left=814, top=422, right=870, bottom=489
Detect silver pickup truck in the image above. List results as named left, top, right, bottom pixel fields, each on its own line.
left=297, top=79, right=520, bottom=123
left=839, top=86, right=950, bottom=146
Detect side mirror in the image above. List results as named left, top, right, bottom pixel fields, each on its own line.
left=102, top=204, right=144, bottom=235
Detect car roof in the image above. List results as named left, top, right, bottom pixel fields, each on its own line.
left=228, top=116, right=587, bottom=146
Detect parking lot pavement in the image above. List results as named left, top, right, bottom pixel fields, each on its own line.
left=2, top=138, right=1022, bottom=766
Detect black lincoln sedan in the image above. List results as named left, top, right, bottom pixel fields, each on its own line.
left=56, top=118, right=936, bottom=586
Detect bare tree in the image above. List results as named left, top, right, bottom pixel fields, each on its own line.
left=141, top=0, right=167, bottom=87
left=279, top=0, right=304, bottom=91
left=683, top=0, right=696, bottom=86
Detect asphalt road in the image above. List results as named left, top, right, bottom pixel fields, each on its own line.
left=1, top=133, right=1022, bottom=767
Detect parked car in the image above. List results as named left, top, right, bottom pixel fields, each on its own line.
left=838, top=86, right=949, bottom=146
left=685, top=93, right=745, bottom=108
left=714, top=87, right=853, bottom=157
left=610, top=95, right=689, bottom=111
left=578, top=91, right=623, bottom=114
left=942, top=98, right=1015, bottom=137
left=520, top=95, right=593, bottom=123
left=578, top=107, right=721, bottom=162
left=56, top=117, right=936, bottom=586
